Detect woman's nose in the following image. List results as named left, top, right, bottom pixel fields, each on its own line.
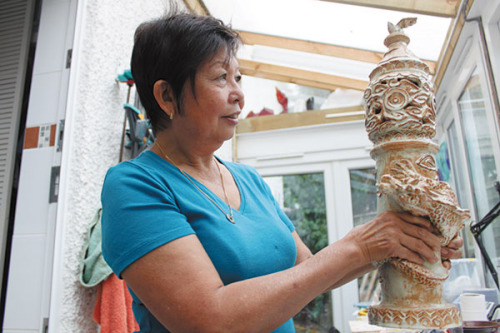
left=231, top=82, right=245, bottom=109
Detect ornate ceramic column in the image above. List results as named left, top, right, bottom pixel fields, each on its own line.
left=363, top=18, right=470, bottom=329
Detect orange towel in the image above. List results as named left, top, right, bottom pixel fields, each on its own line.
left=93, top=273, right=139, bottom=332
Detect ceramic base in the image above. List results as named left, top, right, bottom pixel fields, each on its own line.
left=368, top=304, right=462, bottom=329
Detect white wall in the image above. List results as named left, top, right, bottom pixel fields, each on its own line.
left=49, top=0, right=171, bottom=332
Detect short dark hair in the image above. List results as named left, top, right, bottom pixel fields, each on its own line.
left=131, top=12, right=241, bottom=134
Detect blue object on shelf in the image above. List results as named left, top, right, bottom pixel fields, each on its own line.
left=117, top=69, right=134, bottom=83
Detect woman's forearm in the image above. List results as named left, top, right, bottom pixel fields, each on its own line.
left=124, top=211, right=441, bottom=333
left=203, top=238, right=366, bottom=333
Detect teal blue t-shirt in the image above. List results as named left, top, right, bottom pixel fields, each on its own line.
left=101, top=150, right=297, bottom=332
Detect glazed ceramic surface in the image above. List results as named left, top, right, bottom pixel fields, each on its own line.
left=364, top=18, right=470, bottom=329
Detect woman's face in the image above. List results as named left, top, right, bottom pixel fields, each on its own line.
left=174, top=47, right=244, bottom=148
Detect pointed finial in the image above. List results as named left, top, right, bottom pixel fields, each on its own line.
left=388, top=17, right=417, bottom=34
left=384, top=17, right=418, bottom=48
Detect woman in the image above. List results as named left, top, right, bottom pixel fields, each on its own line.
left=101, top=11, right=463, bottom=333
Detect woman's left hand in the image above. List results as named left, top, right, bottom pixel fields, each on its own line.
left=441, top=235, right=464, bottom=269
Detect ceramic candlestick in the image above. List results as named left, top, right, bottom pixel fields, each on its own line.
left=363, top=18, right=470, bottom=329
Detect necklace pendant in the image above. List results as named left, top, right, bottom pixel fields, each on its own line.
left=159, top=147, right=237, bottom=225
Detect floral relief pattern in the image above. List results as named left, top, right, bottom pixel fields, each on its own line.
left=365, top=74, right=436, bottom=144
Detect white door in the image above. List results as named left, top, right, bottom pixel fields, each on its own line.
left=3, top=0, right=77, bottom=332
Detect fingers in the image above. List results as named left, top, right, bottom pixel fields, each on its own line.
left=355, top=212, right=463, bottom=267
left=396, top=212, right=433, bottom=232
left=380, top=212, right=438, bottom=263
left=441, top=235, right=464, bottom=260
left=442, top=259, right=451, bottom=270
left=447, top=235, right=464, bottom=250
left=400, top=219, right=440, bottom=250
left=441, top=247, right=462, bottom=259
left=349, top=211, right=441, bottom=266
left=399, top=231, right=439, bottom=264
left=397, top=214, right=464, bottom=262
left=393, top=213, right=465, bottom=263
left=395, top=244, right=428, bottom=265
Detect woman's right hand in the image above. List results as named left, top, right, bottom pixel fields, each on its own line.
left=344, top=211, right=441, bottom=266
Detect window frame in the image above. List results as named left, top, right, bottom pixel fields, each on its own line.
left=435, top=18, right=500, bottom=288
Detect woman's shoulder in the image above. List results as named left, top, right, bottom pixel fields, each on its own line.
left=222, top=159, right=260, bottom=178
left=103, top=150, right=168, bottom=189
left=106, top=150, right=162, bottom=176
left=221, top=160, right=272, bottom=193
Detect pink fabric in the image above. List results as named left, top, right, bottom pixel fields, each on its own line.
left=93, top=273, right=139, bottom=333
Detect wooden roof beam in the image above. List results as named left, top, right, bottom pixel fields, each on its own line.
left=182, top=0, right=210, bottom=16
left=239, top=31, right=384, bottom=64
left=433, top=0, right=474, bottom=89
left=319, top=0, right=460, bottom=18
left=238, top=31, right=436, bottom=75
left=238, top=58, right=369, bottom=91
left=236, top=106, right=365, bottom=134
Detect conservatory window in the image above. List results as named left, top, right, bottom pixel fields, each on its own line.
left=457, top=68, right=500, bottom=272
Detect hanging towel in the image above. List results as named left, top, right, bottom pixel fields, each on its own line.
left=93, top=273, right=139, bottom=333
left=80, top=208, right=113, bottom=287
left=79, top=208, right=139, bottom=331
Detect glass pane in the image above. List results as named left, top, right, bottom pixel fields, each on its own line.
left=349, top=168, right=379, bottom=305
left=447, top=121, right=475, bottom=258
left=264, top=173, right=333, bottom=333
left=457, top=69, right=500, bottom=266
left=458, top=69, right=499, bottom=218
left=241, top=76, right=333, bottom=118
left=350, top=168, right=377, bottom=227
left=436, top=139, right=452, bottom=183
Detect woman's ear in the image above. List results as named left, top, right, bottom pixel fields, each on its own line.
left=153, top=80, right=176, bottom=118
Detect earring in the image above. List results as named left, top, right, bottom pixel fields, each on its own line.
left=169, top=113, right=174, bottom=120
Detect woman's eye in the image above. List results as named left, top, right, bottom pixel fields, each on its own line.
left=235, top=75, right=242, bottom=83
left=218, top=73, right=227, bottom=80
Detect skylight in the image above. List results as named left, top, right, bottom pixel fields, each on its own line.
left=204, top=0, right=451, bottom=61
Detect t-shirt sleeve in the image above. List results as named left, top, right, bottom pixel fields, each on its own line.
left=272, top=196, right=295, bottom=232
left=244, top=164, right=296, bottom=233
left=101, top=162, right=195, bottom=278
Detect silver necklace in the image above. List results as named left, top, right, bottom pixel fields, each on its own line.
left=156, top=143, right=235, bottom=224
